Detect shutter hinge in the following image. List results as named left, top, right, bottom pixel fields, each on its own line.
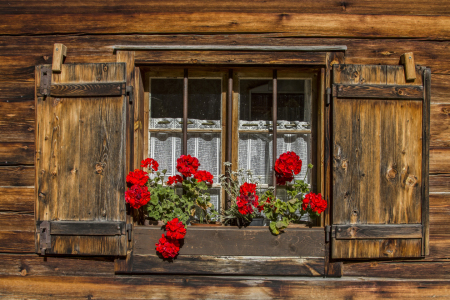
left=326, top=87, right=332, bottom=106
left=39, top=221, right=51, bottom=255
left=126, top=86, right=134, bottom=104
left=126, top=223, right=132, bottom=242
left=39, top=65, right=52, bottom=97
left=325, top=225, right=332, bottom=243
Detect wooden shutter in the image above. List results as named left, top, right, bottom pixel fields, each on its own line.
left=331, top=64, right=430, bottom=259
left=35, top=63, right=130, bottom=256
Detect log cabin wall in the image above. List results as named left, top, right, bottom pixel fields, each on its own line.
left=0, top=1, right=450, bottom=298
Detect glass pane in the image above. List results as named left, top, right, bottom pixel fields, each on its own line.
left=150, top=79, right=183, bottom=119
left=188, top=79, right=222, bottom=121
left=239, top=79, right=311, bottom=123
left=149, top=132, right=181, bottom=177
left=187, top=133, right=221, bottom=180
left=238, top=133, right=311, bottom=185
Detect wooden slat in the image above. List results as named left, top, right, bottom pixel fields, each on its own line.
left=332, top=239, right=422, bottom=259
left=431, top=104, right=450, bottom=148
left=0, top=187, right=34, bottom=213
left=0, top=142, right=34, bottom=165
left=49, top=221, right=125, bottom=236
left=334, top=84, right=423, bottom=100
left=118, top=255, right=324, bottom=276
left=430, top=174, right=450, bottom=193
left=134, top=226, right=325, bottom=257
left=0, top=213, right=34, bottom=231
left=0, top=231, right=34, bottom=253
left=3, top=13, right=450, bottom=38
left=1, top=275, right=450, bottom=299
left=0, top=166, right=34, bottom=187
left=49, top=83, right=126, bottom=97
left=0, top=99, right=34, bottom=143
left=334, top=224, right=422, bottom=240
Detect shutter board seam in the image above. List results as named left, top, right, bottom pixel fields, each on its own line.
left=333, top=84, right=424, bottom=100
left=333, top=224, right=423, bottom=240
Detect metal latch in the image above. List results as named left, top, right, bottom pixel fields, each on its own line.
left=325, top=225, right=331, bottom=243
left=326, top=87, right=331, bottom=106
left=126, top=86, right=134, bottom=104
left=126, top=223, right=132, bottom=242
left=39, top=221, right=51, bottom=255
left=39, top=66, right=52, bottom=97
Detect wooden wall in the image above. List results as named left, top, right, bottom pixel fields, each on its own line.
left=0, top=1, right=450, bottom=298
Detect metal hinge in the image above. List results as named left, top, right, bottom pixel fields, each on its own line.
left=126, top=86, right=134, bottom=104
left=39, top=66, right=52, bottom=97
left=39, top=221, right=51, bottom=255
left=326, top=87, right=332, bottom=106
left=126, top=223, right=132, bottom=242
left=325, top=225, right=332, bottom=243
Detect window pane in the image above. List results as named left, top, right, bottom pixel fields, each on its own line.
left=238, top=133, right=311, bottom=185
left=187, top=133, right=221, bottom=180
left=188, top=79, right=222, bottom=121
left=150, top=79, right=183, bottom=119
left=239, top=79, right=311, bottom=123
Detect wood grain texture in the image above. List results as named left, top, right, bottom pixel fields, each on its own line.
left=0, top=187, right=34, bottom=213
left=118, top=255, right=324, bottom=276
left=334, top=84, right=423, bottom=100
left=430, top=174, right=450, bottom=193
left=0, top=213, right=34, bottom=231
left=2, top=0, right=450, bottom=15
left=2, top=13, right=450, bottom=38
left=0, top=166, right=34, bottom=186
left=0, top=99, right=35, bottom=143
left=0, top=142, right=34, bottom=165
left=134, top=226, right=325, bottom=257
left=334, top=224, right=422, bottom=239
left=0, top=275, right=450, bottom=299
left=35, top=63, right=127, bottom=256
left=0, top=231, right=34, bottom=253
left=332, top=239, right=422, bottom=259
left=49, top=83, right=125, bottom=97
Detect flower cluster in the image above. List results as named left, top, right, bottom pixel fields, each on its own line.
left=302, top=192, right=327, bottom=214
left=155, top=218, right=186, bottom=258
left=176, top=155, right=200, bottom=177
left=274, top=151, right=302, bottom=185
left=141, top=158, right=159, bottom=171
left=236, top=182, right=262, bottom=215
left=155, top=234, right=180, bottom=259
left=125, top=166, right=151, bottom=209
left=167, top=175, right=183, bottom=185
left=125, top=184, right=151, bottom=209
left=194, top=170, right=214, bottom=185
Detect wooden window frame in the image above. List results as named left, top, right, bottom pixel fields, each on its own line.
left=115, top=50, right=345, bottom=277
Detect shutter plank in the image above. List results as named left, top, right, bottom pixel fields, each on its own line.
left=332, top=64, right=427, bottom=259
left=36, top=63, right=128, bottom=256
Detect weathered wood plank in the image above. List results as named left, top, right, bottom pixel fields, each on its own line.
left=0, top=213, right=33, bottom=232
left=0, top=231, right=34, bottom=253
left=344, top=261, right=450, bottom=279
left=334, top=84, right=423, bottom=100
left=134, top=226, right=325, bottom=257
left=119, top=255, right=325, bottom=276
left=1, top=275, right=450, bottom=299
left=430, top=174, right=450, bottom=193
left=430, top=104, right=450, bottom=148
left=0, top=166, right=34, bottom=187
left=49, top=221, right=125, bottom=236
left=0, top=187, right=34, bottom=213
left=334, top=224, right=422, bottom=240
left=0, top=99, right=34, bottom=143
left=49, top=83, right=125, bottom=97
left=0, top=142, right=34, bottom=165
left=0, top=254, right=114, bottom=277
left=429, top=194, right=450, bottom=236
left=2, top=13, right=450, bottom=38
left=332, top=239, right=423, bottom=259
left=2, top=0, right=450, bottom=15
left=0, top=82, right=34, bottom=99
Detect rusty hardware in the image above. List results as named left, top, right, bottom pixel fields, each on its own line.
left=126, top=223, right=132, bottom=242
left=326, top=87, right=331, bottom=106
left=39, top=65, right=52, bottom=97
left=39, top=221, right=51, bottom=255
left=325, top=225, right=331, bottom=243
left=126, top=86, right=134, bottom=104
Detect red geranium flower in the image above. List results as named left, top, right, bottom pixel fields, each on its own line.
left=165, top=218, right=187, bottom=239
left=302, top=192, right=327, bottom=214
left=155, top=234, right=180, bottom=259
left=141, top=158, right=159, bottom=171
left=239, top=182, right=257, bottom=195
left=236, top=196, right=254, bottom=215
left=125, top=184, right=151, bottom=209
left=176, top=155, right=200, bottom=177
left=194, top=170, right=214, bottom=185
left=167, top=175, right=183, bottom=185
left=126, top=169, right=149, bottom=186
left=274, top=151, right=302, bottom=185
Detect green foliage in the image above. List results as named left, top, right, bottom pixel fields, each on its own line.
left=145, top=172, right=218, bottom=225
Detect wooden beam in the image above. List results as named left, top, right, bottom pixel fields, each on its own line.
left=51, top=43, right=67, bottom=73
left=401, top=52, right=417, bottom=81
left=333, top=224, right=423, bottom=240
left=114, top=45, right=347, bottom=52
left=334, top=84, right=423, bottom=100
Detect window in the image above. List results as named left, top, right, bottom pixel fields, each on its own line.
left=146, top=67, right=320, bottom=216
